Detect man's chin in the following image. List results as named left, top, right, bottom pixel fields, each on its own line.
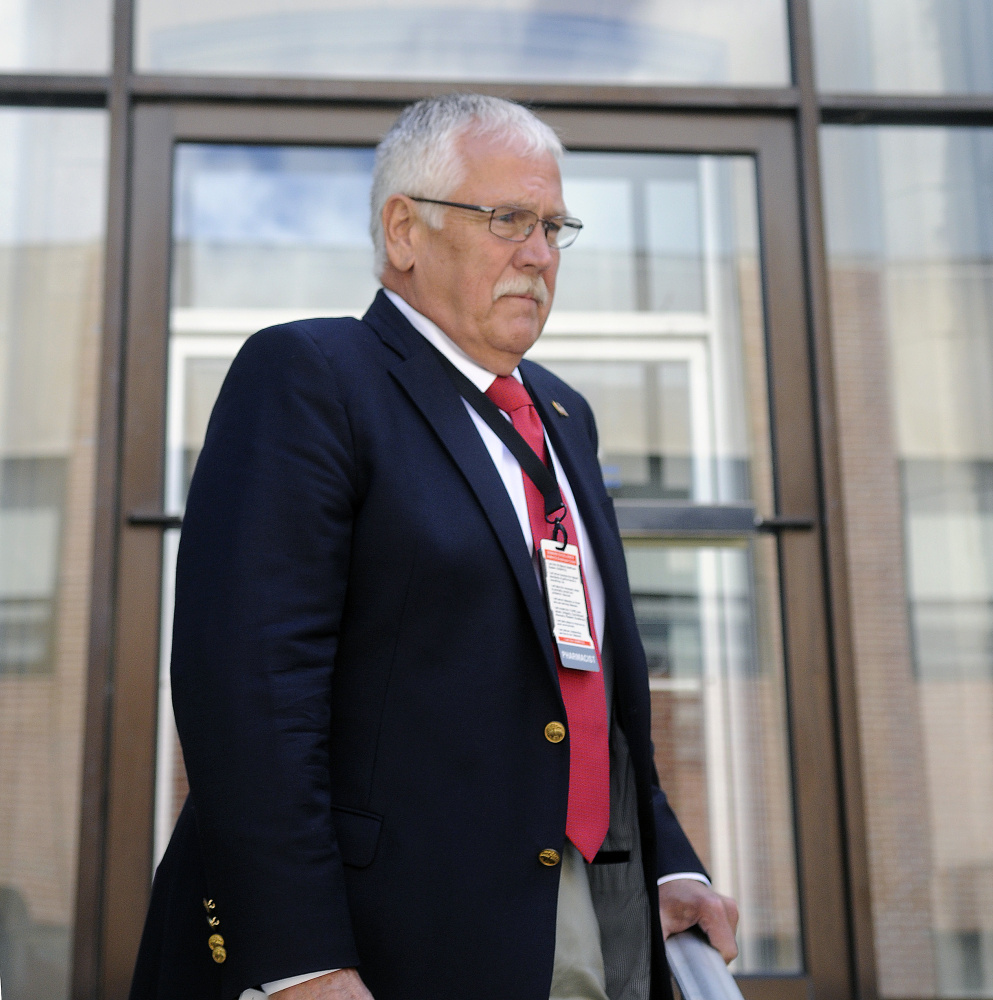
left=486, top=294, right=548, bottom=352
left=499, top=327, right=544, bottom=362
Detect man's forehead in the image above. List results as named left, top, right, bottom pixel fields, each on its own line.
left=457, top=136, right=566, bottom=210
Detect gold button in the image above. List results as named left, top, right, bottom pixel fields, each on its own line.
left=539, top=849, right=561, bottom=867
left=208, top=934, right=224, bottom=950
left=212, top=945, right=227, bottom=964
left=544, top=721, right=566, bottom=743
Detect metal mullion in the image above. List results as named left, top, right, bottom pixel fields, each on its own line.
left=820, top=91, right=993, bottom=126
left=72, top=0, right=135, bottom=994
left=128, top=72, right=801, bottom=114
left=97, top=100, right=175, bottom=1000
left=0, top=73, right=108, bottom=107
left=787, top=1, right=877, bottom=1000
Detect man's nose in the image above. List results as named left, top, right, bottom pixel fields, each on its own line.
left=514, top=224, right=555, bottom=269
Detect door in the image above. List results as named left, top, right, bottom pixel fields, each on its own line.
left=99, top=103, right=849, bottom=1000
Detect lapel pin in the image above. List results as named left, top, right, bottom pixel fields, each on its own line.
left=551, top=400, right=569, bottom=418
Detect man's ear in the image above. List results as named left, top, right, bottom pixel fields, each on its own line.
left=382, top=195, right=418, bottom=273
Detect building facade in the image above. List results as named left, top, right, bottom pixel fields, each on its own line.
left=0, top=1, right=991, bottom=997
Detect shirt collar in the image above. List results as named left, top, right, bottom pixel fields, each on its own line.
left=383, top=287, right=523, bottom=391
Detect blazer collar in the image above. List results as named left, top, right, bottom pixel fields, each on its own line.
left=362, top=288, right=425, bottom=362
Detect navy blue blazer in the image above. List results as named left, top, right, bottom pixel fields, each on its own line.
left=130, top=291, right=703, bottom=1000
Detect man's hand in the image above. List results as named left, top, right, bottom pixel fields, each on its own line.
left=272, top=968, right=374, bottom=999
left=658, top=879, right=739, bottom=964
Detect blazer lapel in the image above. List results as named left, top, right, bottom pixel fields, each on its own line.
left=363, top=293, right=558, bottom=676
left=522, top=363, right=632, bottom=640
left=523, top=363, right=659, bottom=748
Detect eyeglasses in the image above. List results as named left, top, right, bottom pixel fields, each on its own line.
left=408, top=196, right=583, bottom=249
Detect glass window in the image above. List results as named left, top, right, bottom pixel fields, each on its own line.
left=622, top=537, right=799, bottom=972
left=0, top=108, right=108, bottom=1000
left=812, top=0, right=993, bottom=94
left=157, top=142, right=801, bottom=975
left=0, top=0, right=112, bottom=73
left=134, top=0, right=790, bottom=86
left=821, top=124, right=993, bottom=997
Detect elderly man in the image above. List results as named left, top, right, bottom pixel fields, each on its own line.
left=130, top=94, right=738, bottom=1000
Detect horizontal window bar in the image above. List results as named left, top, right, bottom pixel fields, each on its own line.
left=614, top=502, right=816, bottom=537
left=614, top=501, right=758, bottom=536
left=821, top=91, right=993, bottom=126
left=128, top=74, right=802, bottom=112
left=0, top=74, right=109, bottom=107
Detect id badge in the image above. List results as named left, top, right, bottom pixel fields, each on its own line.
left=538, top=538, right=599, bottom=672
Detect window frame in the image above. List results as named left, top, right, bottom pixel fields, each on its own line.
left=84, top=100, right=847, bottom=1000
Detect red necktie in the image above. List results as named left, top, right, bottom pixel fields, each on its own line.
left=485, top=375, right=610, bottom=862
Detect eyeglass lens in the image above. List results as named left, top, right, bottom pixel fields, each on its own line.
left=490, top=207, right=581, bottom=248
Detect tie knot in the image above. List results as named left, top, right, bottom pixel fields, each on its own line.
left=486, top=375, right=534, bottom=414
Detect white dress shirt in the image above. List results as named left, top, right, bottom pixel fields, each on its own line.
left=244, top=292, right=705, bottom=998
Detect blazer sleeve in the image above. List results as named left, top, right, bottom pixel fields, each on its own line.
left=170, top=322, right=361, bottom=991
left=652, top=783, right=708, bottom=879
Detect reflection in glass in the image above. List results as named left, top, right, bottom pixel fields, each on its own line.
left=812, top=0, right=993, bottom=94
left=647, top=175, right=705, bottom=312
left=822, top=125, right=993, bottom=996
left=136, top=0, right=789, bottom=86
left=0, top=109, right=107, bottom=1000
left=0, top=0, right=111, bottom=72
left=545, top=154, right=769, bottom=508
left=171, top=148, right=769, bottom=507
left=173, top=145, right=379, bottom=313
left=160, top=145, right=798, bottom=976
left=624, top=538, right=800, bottom=973
left=539, top=361, right=695, bottom=500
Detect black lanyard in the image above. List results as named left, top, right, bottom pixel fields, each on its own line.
left=430, top=346, right=569, bottom=546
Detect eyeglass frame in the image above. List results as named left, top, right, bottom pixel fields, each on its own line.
left=406, top=196, right=583, bottom=248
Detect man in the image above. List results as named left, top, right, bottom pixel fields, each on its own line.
left=130, top=94, right=738, bottom=1000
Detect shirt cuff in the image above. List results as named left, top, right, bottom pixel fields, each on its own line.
left=657, top=871, right=711, bottom=887
left=262, top=970, right=339, bottom=994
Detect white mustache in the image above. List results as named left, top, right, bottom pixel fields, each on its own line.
left=492, top=274, right=549, bottom=306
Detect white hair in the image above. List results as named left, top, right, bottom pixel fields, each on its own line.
left=370, top=93, right=564, bottom=277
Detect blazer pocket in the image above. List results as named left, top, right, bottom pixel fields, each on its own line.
left=330, top=805, right=382, bottom=869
